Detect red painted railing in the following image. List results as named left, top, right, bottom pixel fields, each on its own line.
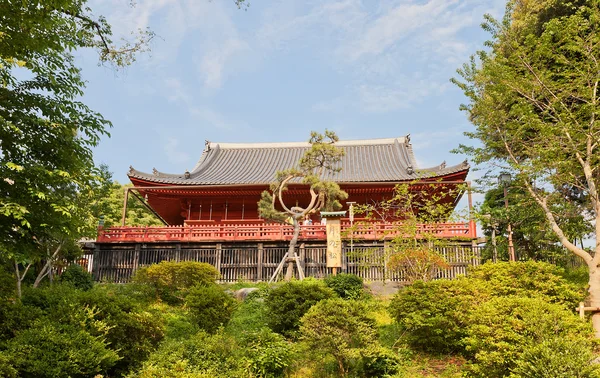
left=96, top=219, right=477, bottom=243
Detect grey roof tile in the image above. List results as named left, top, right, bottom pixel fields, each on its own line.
left=128, top=136, right=469, bottom=185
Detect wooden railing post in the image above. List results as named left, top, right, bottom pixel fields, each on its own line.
left=299, top=242, right=306, bottom=274
left=257, top=243, right=264, bottom=281
left=175, top=243, right=181, bottom=262
left=215, top=243, right=222, bottom=277
left=133, top=244, right=140, bottom=275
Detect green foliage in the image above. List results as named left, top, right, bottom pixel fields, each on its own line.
left=300, top=298, right=400, bottom=376
left=258, top=130, right=348, bottom=273
left=468, top=261, right=585, bottom=306
left=238, top=328, right=293, bottom=378
left=509, top=337, right=600, bottom=378
left=325, top=273, right=365, bottom=299
left=59, top=264, right=94, bottom=291
left=453, top=0, right=599, bottom=269
left=265, top=279, right=335, bottom=337
left=185, top=284, right=236, bottom=333
left=131, top=331, right=247, bottom=378
left=5, top=321, right=119, bottom=378
left=18, top=284, right=164, bottom=376
left=226, top=295, right=270, bottom=336
left=97, top=182, right=164, bottom=227
left=133, top=261, right=220, bottom=302
left=354, top=183, right=466, bottom=282
left=0, top=351, right=17, bottom=378
left=388, top=278, right=489, bottom=354
left=464, top=296, right=594, bottom=378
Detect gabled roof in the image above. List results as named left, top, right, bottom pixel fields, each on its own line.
left=128, top=136, right=469, bottom=185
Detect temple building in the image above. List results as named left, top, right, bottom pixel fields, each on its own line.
left=94, top=135, right=479, bottom=282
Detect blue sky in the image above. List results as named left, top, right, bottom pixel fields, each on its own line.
left=79, top=0, right=506, bottom=189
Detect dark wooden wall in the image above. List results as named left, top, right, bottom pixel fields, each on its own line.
left=92, top=241, right=481, bottom=283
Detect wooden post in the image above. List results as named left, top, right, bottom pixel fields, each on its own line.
left=257, top=243, right=264, bottom=281
left=132, top=244, right=140, bottom=275
left=175, top=243, right=181, bottom=262
left=299, top=243, right=306, bottom=274
left=580, top=302, right=585, bottom=319
left=215, top=243, right=222, bottom=277
left=121, top=187, right=129, bottom=226
left=383, top=241, right=389, bottom=281
left=92, top=244, right=101, bottom=281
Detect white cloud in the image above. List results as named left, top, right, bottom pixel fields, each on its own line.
left=164, top=137, right=191, bottom=164
left=196, top=37, right=250, bottom=90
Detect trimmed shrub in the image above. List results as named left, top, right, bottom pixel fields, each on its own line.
left=238, top=328, right=293, bottom=377
left=0, top=351, right=17, bottom=378
left=388, top=278, right=489, bottom=353
left=468, top=261, right=585, bottom=306
left=510, top=337, right=600, bottom=378
left=133, top=261, right=220, bottom=302
left=131, top=331, right=246, bottom=378
left=5, top=321, right=119, bottom=378
left=59, top=264, right=94, bottom=290
left=265, top=279, right=335, bottom=337
left=19, top=284, right=165, bottom=376
left=464, top=296, right=594, bottom=378
left=185, top=284, right=237, bottom=333
left=324, top=273, right=365, bottom=299
left=300, top=298, right=400, bottom=376
left=226, top=295, right=270, bottom=336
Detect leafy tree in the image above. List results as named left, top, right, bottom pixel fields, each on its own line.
left=453, top=0, right=600, bottom=334
left=258, top=130, right=348, bottom=281
left=0, top=0, right=154, bottom=296
left=353, top=182, right=467, bottom=282
left=97, top=182, right=164, bottom=227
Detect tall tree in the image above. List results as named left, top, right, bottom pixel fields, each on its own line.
left=453, top=0, right=600, bottom=334
left=258, top=130, right=348, bottom=281
left=0, top=0, right=152, bottom=296
left=96, top=182, right=164, bottom=228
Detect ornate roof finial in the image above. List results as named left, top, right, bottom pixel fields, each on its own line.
left=128, top=165, right=134, bottom=174
left=440, top=161, right=446, bottom=169
left=462, top=159, right=470, bottom=168
left=205, top=140, right=211, bottom=151
left=152, top=168, right=159, bottom=176
left=406, top=165, right=414, bottom=175
left=405, top=134, right=411, bottom=144
left=184, top=170, right=190, bottom=179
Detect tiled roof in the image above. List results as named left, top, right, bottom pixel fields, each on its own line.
left=128, top=136, right=469, bottom=185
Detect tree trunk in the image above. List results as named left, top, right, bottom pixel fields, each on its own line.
left=588, top=265, right=600, bottom=338
left=285, top=219, right=301, bottom=281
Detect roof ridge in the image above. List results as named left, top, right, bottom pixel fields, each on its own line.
left=209, top=136, right=408, bottom=150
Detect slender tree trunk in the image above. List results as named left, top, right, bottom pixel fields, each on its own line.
left=285, top=219, right=301, bottom=281
left=588, top=264, right=600, bottom=338
left=13, top=260, right=32, bottom=299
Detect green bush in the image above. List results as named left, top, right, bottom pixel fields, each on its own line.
left=131, top=331, right=246, bottom=378
left=464, top=296, right=594, bottom=378
left=59, top=264, right=94, bottom=290
left=468, top=261, right=585, bottom=306
left=238, top=328, right=293, bottom=377
left=133, top=261, right=220, bottom=302
left=325, top=273, right=365, bottom=299
left=5, top=321, right=119, bottom=378
left=510, top=337, right=600, bottom=378
left=388, top=278, right=489, bottom=354
left=300, top=298, right=400, bottom=376
left=226, top=295, right=270, bottom=336
left=0, top=351, right=17, bottom=378
left=19, top=284, right=165, bottom=376
left=265, top=279, right=335, bottom=337
left=185, top=284, right=237, bottom=333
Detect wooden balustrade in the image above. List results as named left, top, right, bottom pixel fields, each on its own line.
left=97, top=219, right=476, bottom=243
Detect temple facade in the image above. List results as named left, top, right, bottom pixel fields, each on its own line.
left=93, top=136, right=479, bottom=282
